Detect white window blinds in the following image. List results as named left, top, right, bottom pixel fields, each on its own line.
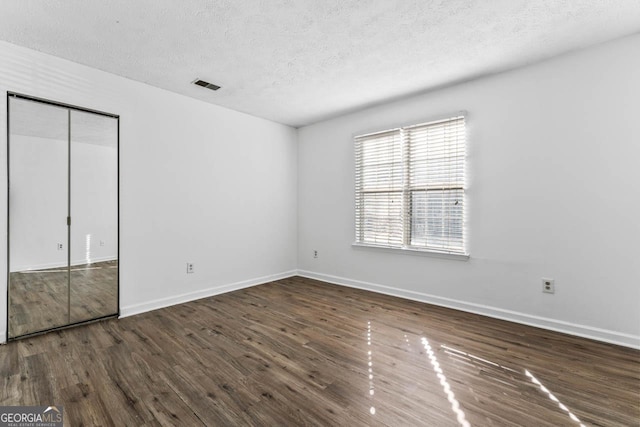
left=355, top=115, right=466, bottom=255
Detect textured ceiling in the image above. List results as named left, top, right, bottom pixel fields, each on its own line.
left=1, top=1, right=639, bottom=127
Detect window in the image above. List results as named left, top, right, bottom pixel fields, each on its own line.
left=354, top=115, right=466, bottom=256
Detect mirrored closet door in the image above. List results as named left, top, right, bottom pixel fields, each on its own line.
left=7, top=94, right=119, bottom=339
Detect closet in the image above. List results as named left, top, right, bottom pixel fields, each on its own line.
left=7, top=94, right=119, bottom=339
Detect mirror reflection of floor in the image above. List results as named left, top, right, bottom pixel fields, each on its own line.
left=8, top=260, right=118, bottom=338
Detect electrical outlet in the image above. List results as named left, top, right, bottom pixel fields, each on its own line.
left=57, top=243, right=64, bottom=250
left=100, top=240, right=105, bottom=247
left=313, top=250, right=318, bottom=259
left=542, top=278, right=555, bottom=294
left=186, top=263, right=194, bottom=274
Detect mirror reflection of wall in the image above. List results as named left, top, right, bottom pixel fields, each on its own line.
left=8, top=95, right=119, bottom=339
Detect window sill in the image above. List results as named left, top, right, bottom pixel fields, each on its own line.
left=351, top=243, right=469, bottom=261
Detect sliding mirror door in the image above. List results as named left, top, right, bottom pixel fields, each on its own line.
left=8, top=98, right=71, bottom=337
left=7, top=94, right=119, bottom=339
left=69, top=110, right=118, bottom=324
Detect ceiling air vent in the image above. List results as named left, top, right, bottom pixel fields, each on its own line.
left=192, top=79, right=221, bottom=91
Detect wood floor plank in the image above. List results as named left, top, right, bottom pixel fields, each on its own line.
left=9, top=260, right=118, bottom=338
left=0, top=275, right=638, bottom=426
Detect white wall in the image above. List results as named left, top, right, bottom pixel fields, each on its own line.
left=8, top=135, right=67, bottom=271
left=0, top=41, right=298, bottom=341
left=297, top=34, right=640, bottom=348
left=9, top=135, right=118, bottom=271
left=70, top=139, right=118, bottom=266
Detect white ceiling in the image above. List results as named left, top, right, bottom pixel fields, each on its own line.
left=1, top=1, right=639, bottom=128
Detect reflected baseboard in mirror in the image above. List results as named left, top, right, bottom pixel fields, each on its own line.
left=8, top=260, right=118, bottom=338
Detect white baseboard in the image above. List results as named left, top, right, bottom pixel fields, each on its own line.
left=0, top=331, right=5, bottom=344
left=11, top=256, right=117, bottom=272
left=297, top=270, right=640, bottom=350
left=120, top=270, right=297, bottom=318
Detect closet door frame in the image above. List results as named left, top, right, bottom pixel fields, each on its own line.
left=6, top=92, right=120, bottom=340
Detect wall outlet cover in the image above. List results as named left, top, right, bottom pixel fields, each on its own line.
left=542, top=278, right=555, bottom=294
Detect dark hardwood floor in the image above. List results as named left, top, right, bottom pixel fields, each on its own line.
left=1, top=276, right=638, bottom=426
left=8, top=260, right=118, bottom=338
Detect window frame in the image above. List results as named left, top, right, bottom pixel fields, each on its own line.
left=353, top=113, right=469, bottom=260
